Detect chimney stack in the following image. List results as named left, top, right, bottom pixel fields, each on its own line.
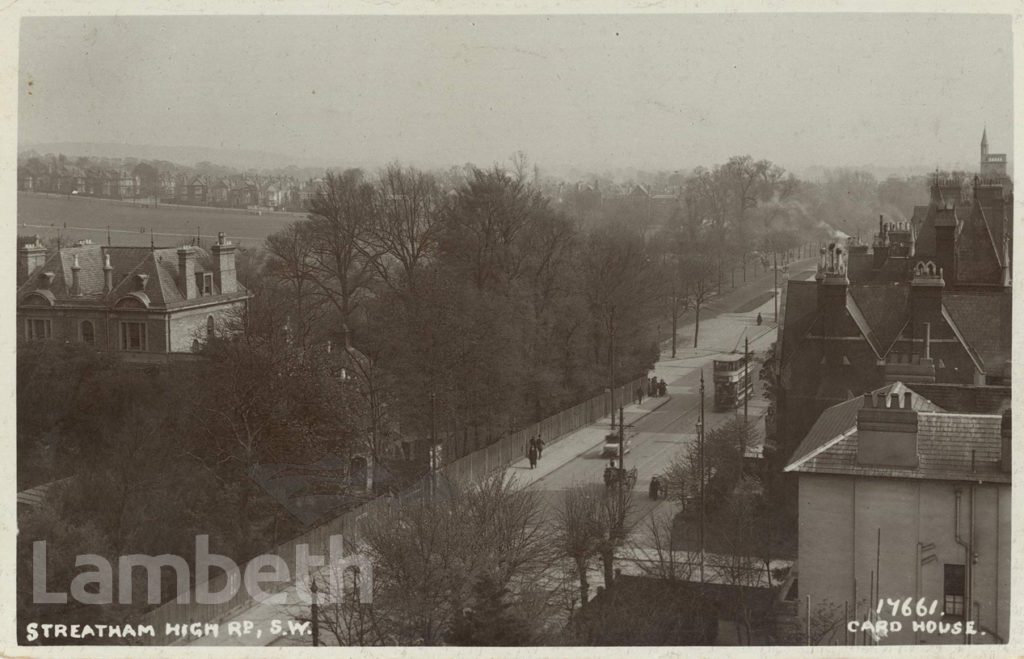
left=103, top=252, right=113, bottom=293
left=71, top=254, right=81, bottom=296
left=177, top=246, right=197, bottom=299
left=211, top=232, right=237, bottom=294
left=857, top=386, right=920, bottom=467
left=18, top=241, right=48, bottom=286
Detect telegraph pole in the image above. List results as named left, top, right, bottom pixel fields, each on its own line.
left=773, top=249, right=779, bottom=322
left=744, top=336, right=750, bottom=426
left=310, top=578, right=320, bottom=646
left=429, top=391, right=437, bottom=501
left=698, top=368, right=706, bottom=584
left=618, top=406, right=625, bottom=489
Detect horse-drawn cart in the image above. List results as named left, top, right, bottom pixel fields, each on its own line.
left=603, top=465, right=638, bottom=489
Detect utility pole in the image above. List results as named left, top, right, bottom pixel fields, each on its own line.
left=697, top=368, right=706, bottom=584
left=773, top=248, right=779, bottom=323
left=609, top=308, right=617, bottom=432
left=618, top=407, right=625, bottom=488
left=310, top=578, right=320, bottom=646
left=429, top=391, right=437, bottom=501
left=744, top=336, right=750, bottom=427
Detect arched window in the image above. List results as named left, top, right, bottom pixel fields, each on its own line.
left=80, top=320, right=95, bottom=345
left=206, top=315, right=215, bottom=338
left=192, top=339, right=200, bottom=353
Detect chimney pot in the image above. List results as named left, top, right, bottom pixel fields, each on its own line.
left=903, top=391, right=912, bottom=409
left=890, top=393, right=899, bottom=409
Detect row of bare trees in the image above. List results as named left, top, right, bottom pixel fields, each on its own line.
left=257, top=162, right=664, bottom=473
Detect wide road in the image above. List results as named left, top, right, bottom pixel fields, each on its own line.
left=513, top=260, right=816, bottom=542
left=179, top=256, right=816, bottom=646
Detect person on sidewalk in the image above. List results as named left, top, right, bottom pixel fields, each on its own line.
left=528, top=445, right=538, bottom=469
left=636, top=386, right=644, bottom=405
left=757, top=312, right=763, bottom=326
left=536, top=436, right=545, bottom=458
left=658, top=378, right=667, bottom=397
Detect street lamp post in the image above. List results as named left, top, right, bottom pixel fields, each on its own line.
left=773, top=248, right=779, bottom=323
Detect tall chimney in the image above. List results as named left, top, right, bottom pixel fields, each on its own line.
left=70, top=254, right=81, bottom=296
left=103, top=252, right=113, bottom=293
left=177, top=246, right=197, bottom=299
left=211, top=232, right=237, bottom=294
left=18, top=242, right=48, bottom=286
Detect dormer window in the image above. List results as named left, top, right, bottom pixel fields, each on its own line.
left=195, top=272, right=213, bottom=296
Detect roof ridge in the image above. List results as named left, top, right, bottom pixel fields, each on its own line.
left=940, top=304, right=986, bottom=375
left=784, top=424, right=858, bottom=472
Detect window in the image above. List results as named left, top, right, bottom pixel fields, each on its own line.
left=25, top=318, right=51, bottom=340
left=196, top=272, right=213, bottom=296
left=206, top=316, right=215, bottom=339
left=120, top=321, right=147, bottom=352
left=944, top=564, right=965, bottom=617
left=80, top=320, right=95, bottom=345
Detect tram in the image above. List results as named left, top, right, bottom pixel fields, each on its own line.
left=713, top=354, right=755, bottom=411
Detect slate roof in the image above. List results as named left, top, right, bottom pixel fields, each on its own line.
left=847, top=284, right=910, bottom=355
left=955, top=200, right=1003, bottom=283
left=943, top=289, right=1012, bottom=375
left=786, top=381, right=945, bottom=468
left=780, top=276, right=1007, bottom=374
left=17, top=244, right=250, bottom=310
left=785, top=384, right=1006, bottom=483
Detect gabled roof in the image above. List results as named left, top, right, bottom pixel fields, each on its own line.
left=943, top=289, right=1012, bottom=375
left=786, top=381, right=944, bottom=470
left=847, top=284, right=909, bottom=357
left=956, top=199, right=1003, bottom=283
left=785, top=383, right=1006, bottom=483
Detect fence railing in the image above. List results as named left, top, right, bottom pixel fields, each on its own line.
left=139, top=375, right=648, bottom=639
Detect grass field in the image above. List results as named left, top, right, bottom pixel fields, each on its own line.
left=17, top=192, right=306, bottom=249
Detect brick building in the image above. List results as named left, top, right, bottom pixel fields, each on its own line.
left=17, top=233, right=251, bottom=357
left=777, top=245, right=1010, bottom=453
left=784, top=383, right=1010, bottom=645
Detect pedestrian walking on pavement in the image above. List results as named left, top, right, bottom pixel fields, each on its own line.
left=528, top=445, right=538, bottom=469
left=536, top=436, right=545, bottom=458
left=636, top=386, right=644, bottom=405
left=658, top=378, right=667, bottom=397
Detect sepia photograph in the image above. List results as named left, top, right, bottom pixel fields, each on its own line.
left=7, top=5, right=1017, bottom=652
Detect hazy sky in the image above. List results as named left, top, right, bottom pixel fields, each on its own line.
left=18, top=13, right=1014, bottom=174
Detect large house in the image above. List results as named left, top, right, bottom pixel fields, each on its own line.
left=17, top=233, right=251, bottom=357
left=777, top=150, right=1012, bottom=452
left=784, top=382, right=1010, bottom=645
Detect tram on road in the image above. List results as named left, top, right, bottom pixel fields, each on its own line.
left=713, top=354, right=754, bottom=411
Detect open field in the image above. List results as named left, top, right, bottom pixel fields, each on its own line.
left=16, top=192, right=306, bottom=248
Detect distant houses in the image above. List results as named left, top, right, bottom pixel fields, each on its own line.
left=18, top=155, right=325, bottom=212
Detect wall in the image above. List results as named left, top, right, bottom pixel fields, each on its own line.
left=798, top=474, right=1010, bottom=646
left=137, top=376, right=649, bottom=641
left=167, top=300, right=247, bottom=352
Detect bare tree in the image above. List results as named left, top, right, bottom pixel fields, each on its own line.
left=354, top=471, right=553, bottom=645
left=679, top=248, right=717, bottom=348
left=371, top=163, right=447, bottom=292
left=306, top=169, right=382, bottom=346
left=555, top=484, right=602, bottom=609
left=595, top=483, right=634, bottom=589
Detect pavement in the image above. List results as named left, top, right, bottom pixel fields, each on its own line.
left=179, top=255, right=814, bottom=646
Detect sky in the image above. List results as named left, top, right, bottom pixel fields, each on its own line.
left=17, top=13, right=1015, bottom=175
